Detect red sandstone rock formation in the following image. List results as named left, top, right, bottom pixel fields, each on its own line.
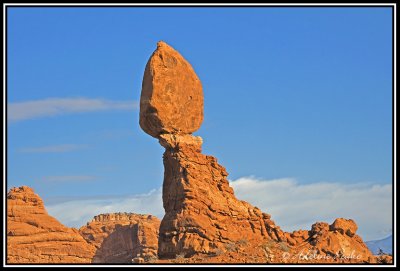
left=79, top=213, right=160, bottom=263
left=139, top=42, right=289, bottom=258
left=139, top=42, right=376, bottom=263
left=7, top=186, right=95, bottom=263
left=157, top=134, right=285, bottom=258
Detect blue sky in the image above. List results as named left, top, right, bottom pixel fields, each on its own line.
left=7, top=7, right=393, bottom=240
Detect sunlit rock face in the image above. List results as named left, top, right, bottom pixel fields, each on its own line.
left=139, top=41, right=203, bottom=138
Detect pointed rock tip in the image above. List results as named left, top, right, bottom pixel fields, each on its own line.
left=156, top=41, right=174, bottom=50
left=157, top=40, right=168, bottom=47
left=9, top=185, right=35, bottom=193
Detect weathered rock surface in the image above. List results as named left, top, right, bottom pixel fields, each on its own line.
left=7, top=186, right=95, bottom=263
left=160, top=217, right=376, bottom=263
left=157, top=134, right=286, bottom=258
left=140, top=41, right=204, bottom=138
left=79, top=213, right=160, bottom=263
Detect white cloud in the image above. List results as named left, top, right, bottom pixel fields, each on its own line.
left=19, top=144, right=87, bottom=153
left=46, top=189, right=163, bottom=228
left=42, top=175, right=97, bottom=183
left=8, top=97, right=138, bottom=122
left=230, top=177, right=392, bottom=241
left=45, top=177, right=392, bottom=240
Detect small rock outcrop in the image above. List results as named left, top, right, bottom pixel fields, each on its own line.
left=329, top=218, right=358, bottom=237
left=173, top=217, right=375, bottom=264
left=79, top=213, right=160, bottom=263
left=287, top=219, right=374, bottom=263
left=7, top=186, right=95, bottom=263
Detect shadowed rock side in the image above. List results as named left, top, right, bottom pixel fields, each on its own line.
left=139, top=42, right=377, bottom=263
left=79, top=213, right=160, bottom=263
left=7, top=186, right=95, bottom=263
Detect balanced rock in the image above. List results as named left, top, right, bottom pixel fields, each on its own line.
left=139, top=43, right=284, bottom=258
left=79, top=213, right=160, bottom=263
left=140, top=41, right=204, bottom=138
left=7, top=186, right=95, bottom=263
left=139, top=42, right=375, bottom=263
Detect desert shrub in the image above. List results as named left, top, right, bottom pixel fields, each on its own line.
left=261, top=240, right=277, bottom=263
left=278, top=242, right=290, bottom=252
left=261, top=240, right=276, bottom=250
left=172, top=253, right=186, bottom=264
left=213, top=248, right=224, bottom=256
left=224, top=242, right=237, bottom=252
left=144, top=254, right=158, bottom=263
left=236, top=238, right=249, bottom=246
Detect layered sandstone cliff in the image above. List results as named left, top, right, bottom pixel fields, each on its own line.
left=79, top=213, right=160, bottom=263
left=7, top=186, right=95, bottom=263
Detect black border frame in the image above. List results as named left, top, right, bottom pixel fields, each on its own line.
left=3, top=3, right=396, bottom=267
